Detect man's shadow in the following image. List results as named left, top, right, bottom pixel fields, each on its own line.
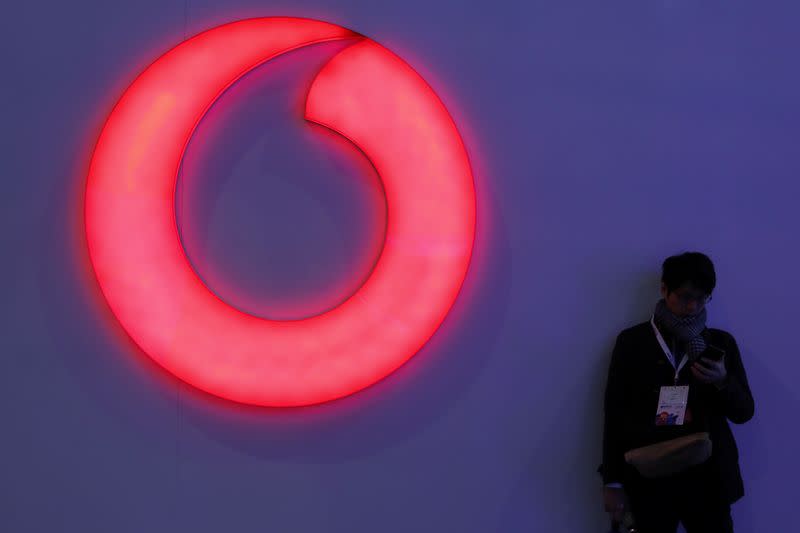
left=494, top=270, right=687, bottom=531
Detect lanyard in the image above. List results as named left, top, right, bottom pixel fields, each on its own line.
left=650, top=315, right=687, bottom=385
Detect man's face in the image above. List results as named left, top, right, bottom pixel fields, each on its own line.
left=661, top=282, right=710, bottom=318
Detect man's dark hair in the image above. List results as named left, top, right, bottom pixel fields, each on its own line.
left=661, top=252, right=716, bottom=295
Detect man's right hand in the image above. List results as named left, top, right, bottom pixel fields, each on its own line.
left=603, top=485, right=627, bottom=523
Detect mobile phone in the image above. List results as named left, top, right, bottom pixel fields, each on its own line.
left=703, top=344, right=726, bottom=361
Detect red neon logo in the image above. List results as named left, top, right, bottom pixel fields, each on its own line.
left=85, top=17, right=476, bottom=406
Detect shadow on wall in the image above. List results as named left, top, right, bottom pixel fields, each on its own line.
left=167, top=142, right=510, bottom=465
left=494, top=269, right=664, bottom=531
left=494, top=339, right=612, bottom=531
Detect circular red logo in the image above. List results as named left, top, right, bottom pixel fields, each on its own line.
left=85, top=17, right=476, bottom=406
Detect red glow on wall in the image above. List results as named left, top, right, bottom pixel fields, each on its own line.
left=85, top=17, right=476, bottom=406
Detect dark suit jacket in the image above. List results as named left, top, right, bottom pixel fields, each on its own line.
left=599, top=320, right=755, bottom=503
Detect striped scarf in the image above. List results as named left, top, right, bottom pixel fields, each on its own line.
left=653, top=298, right=707, bottom=362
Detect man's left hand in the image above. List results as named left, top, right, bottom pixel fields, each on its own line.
left=691, top=355, right=727, bottom=387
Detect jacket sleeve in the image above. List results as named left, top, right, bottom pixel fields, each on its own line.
left=715, top=333, right=755, bottom=424
left=599, top=332, right=630, bottom=484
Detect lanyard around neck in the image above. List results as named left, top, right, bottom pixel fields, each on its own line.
left=650, top=315, right=687, bottom=384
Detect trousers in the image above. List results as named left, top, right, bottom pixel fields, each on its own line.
left=625, top=462, right=735, bottom=533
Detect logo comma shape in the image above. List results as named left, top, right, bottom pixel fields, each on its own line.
left=85, top=17, right=476, bottom=407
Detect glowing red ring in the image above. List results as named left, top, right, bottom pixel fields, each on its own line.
left=85, top=17, right=475, bottom=406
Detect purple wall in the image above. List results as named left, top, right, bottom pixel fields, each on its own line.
left=3, top=1, right=798, bottom=531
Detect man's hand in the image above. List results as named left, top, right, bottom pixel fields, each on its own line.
left=691, top=355, right=727, bottom=387
left=603, top=486, right=627, bottom=523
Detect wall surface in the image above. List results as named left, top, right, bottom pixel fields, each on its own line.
left=2, top=1, right=798, bottom=531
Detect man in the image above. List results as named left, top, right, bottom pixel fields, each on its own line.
left=599, top=252, right=754, bottom=532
